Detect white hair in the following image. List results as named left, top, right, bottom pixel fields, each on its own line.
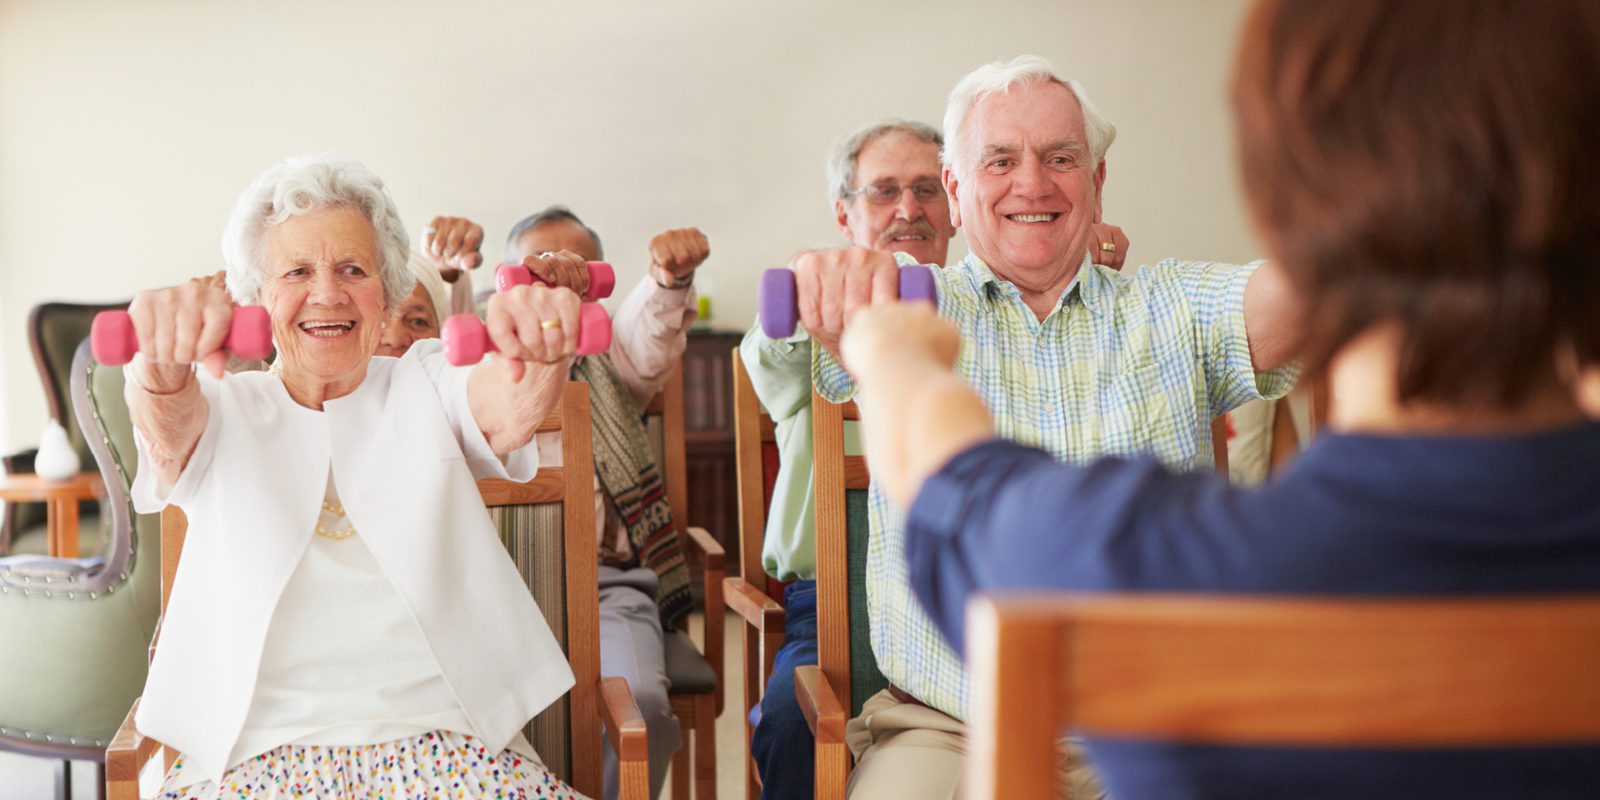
left=403, top=249, right=450, bottom=326
left=221, top=154, right=413, bottom=308
left=942, top=55, right=1117, bottom=177
left=826, top=118, right=943, bottom=203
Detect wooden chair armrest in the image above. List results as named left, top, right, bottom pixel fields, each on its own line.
left=683, top=526, right=727, bottom=714
left=599, top=676, right=651, bottom=800
left=106, top=698, right=161, bottom=799
left=599, top=676, right=650, bottom=761
left=795, top=665, right=847, bottom=744
left=680, top=524, right=725, bottom=573
left=724, top=577, right=786, bottom=631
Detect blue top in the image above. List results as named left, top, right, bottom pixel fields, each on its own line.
left=905, top=422, right=1600, bottom=799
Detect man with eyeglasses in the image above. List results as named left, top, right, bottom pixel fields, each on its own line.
left=738, top=118, right=1126, bottom=799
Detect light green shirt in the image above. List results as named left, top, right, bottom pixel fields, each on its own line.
left=737, top=323, right=859, bottom=582
left=814, top=252, right=1299, bottom=720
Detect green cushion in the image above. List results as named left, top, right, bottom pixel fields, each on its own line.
left=845, top=488, right=887, bottom=718
left=492, top=501, right=572, bottom=788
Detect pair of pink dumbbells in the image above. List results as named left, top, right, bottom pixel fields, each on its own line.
left=90, top=261, right=617, bottom=367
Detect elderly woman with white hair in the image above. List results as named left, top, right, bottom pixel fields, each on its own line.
left=124, top=154, right=590, bottom=798
left=373, top=248, right=453, bottom=357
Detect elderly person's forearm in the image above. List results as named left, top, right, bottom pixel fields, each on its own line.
left=468, top=358, right=567, bottom=457
left=126, top=359, right=208, bottom=484
left=863, top=362, right=995, bottom=506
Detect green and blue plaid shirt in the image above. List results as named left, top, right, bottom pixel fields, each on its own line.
left=814, top=251, right=1298, bottom=721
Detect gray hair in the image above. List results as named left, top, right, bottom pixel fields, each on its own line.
left=504, top=205, right=605, bottom=261
left=827, top=118, right=943, bottom=203
left=403, top=249, right=450, bottom=326
left=221, top=154, right=413, bottom=308
left=942, top=55, right=1117, bottom=177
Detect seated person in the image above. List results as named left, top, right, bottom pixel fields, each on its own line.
left=840, top=1, right=1600, bottom=798
left=375, top=248, right=449, bottom=357
left=362, top=207, right=710, bottom=800
left=125, top=154, right=589, bottom=799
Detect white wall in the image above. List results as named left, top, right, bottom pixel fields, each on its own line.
left=0, top=0, right=1258, bottom=452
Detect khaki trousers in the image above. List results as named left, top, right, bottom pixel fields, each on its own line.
left=842, top=688, right=1105, bottom=799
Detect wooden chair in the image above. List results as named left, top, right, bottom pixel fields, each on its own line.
left=722, top=349, right=786, bottom=799
left=105, top=381, right=650, bottom=800
left=644, top=361, right=727, bottom=800
left=966, top=593, right=1600, bottom=800
left=794, top=391, right=876, bottom=800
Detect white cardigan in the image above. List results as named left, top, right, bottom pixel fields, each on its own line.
left=130, top=339, right=574, bottom=784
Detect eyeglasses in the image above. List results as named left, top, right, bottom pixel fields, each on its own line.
left=843, top=180, right=945, bottom=206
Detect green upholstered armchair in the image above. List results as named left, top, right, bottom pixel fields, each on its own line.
left=0, top=339, right=161, bottom=798
left=3, top=302, right=128, bottom=556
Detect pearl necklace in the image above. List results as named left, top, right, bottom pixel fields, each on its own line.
left=317, top=498, right=356, bottom=541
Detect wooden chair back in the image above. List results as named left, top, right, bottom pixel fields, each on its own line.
left=967, top=593, right=1600, bottom=800
left=728, top=351, right=783, bottom=799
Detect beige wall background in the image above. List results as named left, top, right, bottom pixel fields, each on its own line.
left=0, top=0, right=1259, bottom=452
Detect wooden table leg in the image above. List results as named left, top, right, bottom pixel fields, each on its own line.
left=49, top=496, right=79, bottom=558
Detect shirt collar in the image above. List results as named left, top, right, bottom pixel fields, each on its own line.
left=961, top=251, right=1106, bottom=316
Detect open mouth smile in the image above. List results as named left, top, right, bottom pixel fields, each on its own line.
left=298, top=320, right=356, bottom=338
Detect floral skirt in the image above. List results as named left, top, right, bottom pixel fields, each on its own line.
left=158, top=730, right=587, bottom=799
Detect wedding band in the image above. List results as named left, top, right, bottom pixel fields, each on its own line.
left=540, top=319, right=563, bottom=330
left=538, top=251, right=557, bottom=259
left=1100, top=241, right=1117, bottom=253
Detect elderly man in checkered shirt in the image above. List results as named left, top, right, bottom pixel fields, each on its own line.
left=786, top=55, right=1300, bottom=798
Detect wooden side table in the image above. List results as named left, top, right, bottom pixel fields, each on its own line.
left=0, top=472, right=103, bottom=558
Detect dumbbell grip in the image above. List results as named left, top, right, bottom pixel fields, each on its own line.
left=757, top=264, right=936, bottom=339
left=442, top=304, right=613, bottom=367
left=495, top=261, right=616, bottom=300
left=90, top=307, right=273, bottom=366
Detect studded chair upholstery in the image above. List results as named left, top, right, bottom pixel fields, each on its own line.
left=3, top=302, right=127, bottom=555
left=0, top=339, right=161, bottom=796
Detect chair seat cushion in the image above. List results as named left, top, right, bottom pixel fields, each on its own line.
left=664, top=630, right=718, bottom=695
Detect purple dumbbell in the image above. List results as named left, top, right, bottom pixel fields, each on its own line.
left=495, top=261, right=616, bottom=300
left=757, top=264, right=937, bottom=339
left=441, top=303, right=613, bottom=365
left=91, top=306, right=273, bottom=366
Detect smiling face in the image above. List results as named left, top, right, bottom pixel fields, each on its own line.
left=944, top=81, right=1106, bottom=287
left=836, top=129, right=957, bottom=267
left=259, top=205, right=388, bottom=399
left=375, top=281, right=440, bottom=357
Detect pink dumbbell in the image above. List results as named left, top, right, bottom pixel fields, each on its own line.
left=441, top=304, right=613, bottom=365
left=495, top=261, right=616, bottom=300
left=90, top=307, right=273, bottom=366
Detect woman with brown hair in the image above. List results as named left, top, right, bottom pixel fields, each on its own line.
left=840, top=1, right=1600, bottom=797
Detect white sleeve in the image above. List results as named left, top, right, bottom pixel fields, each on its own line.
left=408, top=340, right=541, bottom=483
left=127, top=369, right=223, bottom=513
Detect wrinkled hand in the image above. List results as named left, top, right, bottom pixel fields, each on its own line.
left=423, top=216, right=485, bottom=281
left=1089, top=222, right=1130, bottom=271
left=518, top=249, right=592, bottom=298
left=791, top=246, right=901, bottom=358
left=483, top=283, right=582, bottom=382
left=841, top=303, right=961, bottom=388
left=191, top=270, right=233, bottom=298
left=648, top=227, right=710, bottom=287
left=127, top=279, right=237, bottom=388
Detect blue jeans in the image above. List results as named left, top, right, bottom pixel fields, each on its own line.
left=750, top=579, right=818, bottom=800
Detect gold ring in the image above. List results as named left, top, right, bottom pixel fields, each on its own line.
left=540, top=319, right=563, bottom=330
left=1100, top=241, right=1117, bottom=253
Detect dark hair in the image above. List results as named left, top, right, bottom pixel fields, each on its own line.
left=504, top=205, right=604, bottom=261
left=1232, top=0, right=1600, bottom=409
